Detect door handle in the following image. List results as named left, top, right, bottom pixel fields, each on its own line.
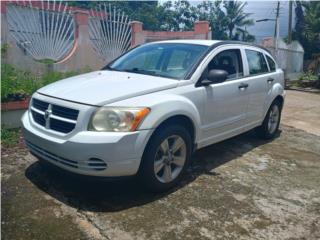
left=267, top=78, right=274, bottom=83
left=238, top=83, right=249, bottom=90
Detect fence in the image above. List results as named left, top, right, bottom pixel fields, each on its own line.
left=1, top=1, right=210, bottom=74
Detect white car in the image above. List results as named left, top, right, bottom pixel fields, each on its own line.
left=22, top=40, right=285, bottom=191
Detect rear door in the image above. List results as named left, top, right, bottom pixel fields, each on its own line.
left=242, top=47, right=271, bottom=128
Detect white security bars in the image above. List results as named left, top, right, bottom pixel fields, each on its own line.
left=6, top=1, right=75, bottom=62
left=89, top=4, right=132, bottom=62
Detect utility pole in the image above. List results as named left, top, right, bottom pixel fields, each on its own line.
left=288, top=0, right=293, bottom=43
left=274, top=1, right=280, bottom=53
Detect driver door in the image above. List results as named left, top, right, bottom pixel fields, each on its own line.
left=200, top=47, right=250, bottom=147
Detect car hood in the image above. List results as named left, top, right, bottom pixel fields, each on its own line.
left=37, top=71, right=179, bottom=106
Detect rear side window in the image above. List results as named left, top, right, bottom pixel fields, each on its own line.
left=266, top=55, right=276, bottom=71
left=245, top=50, right=269, bottom=75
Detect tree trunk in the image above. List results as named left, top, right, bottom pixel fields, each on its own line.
left=229, top=27, right=233, bottom=39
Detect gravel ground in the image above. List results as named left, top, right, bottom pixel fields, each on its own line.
left=1, top=90, right=320, bottom=240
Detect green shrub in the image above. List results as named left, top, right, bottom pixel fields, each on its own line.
left=1, top=64, right=89, bottom=102
left=1, top=64, right=39, bottom=101
left=298, top=71, right=319, bottom=81
left=1, top=128, right=20, bottom=146
left=1, top=43, right=9, bottom=56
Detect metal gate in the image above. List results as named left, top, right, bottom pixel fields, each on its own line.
left=6, top=1, right=75, bottom=62
left=89, top=4, right=132, bottom=62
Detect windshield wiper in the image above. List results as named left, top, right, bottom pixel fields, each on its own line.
left=122, top=68, right=158, bottom=76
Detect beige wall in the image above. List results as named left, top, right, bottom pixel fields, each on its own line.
left=1, top=5, right=105, bottom=74
left=1, top=2, right=210, bottom=75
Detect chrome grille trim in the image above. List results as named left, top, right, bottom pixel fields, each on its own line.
left=31, top=98, right=79, bottom=134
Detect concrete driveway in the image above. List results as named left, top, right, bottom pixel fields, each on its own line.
left=2, top=90, right=320, bottom=240
left=282, top=90, right=320, bottom=136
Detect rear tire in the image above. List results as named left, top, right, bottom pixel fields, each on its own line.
left=139, top=124, right=192, bottom=192
left=256, top=100, right=282, bottom=139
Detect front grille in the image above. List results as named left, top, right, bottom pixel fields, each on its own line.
left=31, top=110, right=45, bottom=126
left=32, top=98, right=49, bottom=111
left=50, top=118, right=76, bottom=133
left=52, top=105, right=79, bottom=120
left=31, top=98, right=79, bottom=134
left=26, top=141, right=108, bottom=171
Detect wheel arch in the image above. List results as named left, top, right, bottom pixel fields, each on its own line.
left=153, top=114, right=196, bottom=145
left=263, top=81, right=285, bottom=118
left=262, top=94, right=285, bottom=122
left=137, top=113, right=197, bottom=177
left=273, top=95, right=284, bottom=110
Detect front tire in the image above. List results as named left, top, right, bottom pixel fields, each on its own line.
left=139, top=124, right=192, bottom=192
left=256, top=100, right=282, bottom=139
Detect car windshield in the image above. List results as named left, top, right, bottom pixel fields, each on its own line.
left=104, top=43, right=209, bottom=80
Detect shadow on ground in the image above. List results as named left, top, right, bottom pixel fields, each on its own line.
left=25, top=129, right=280, bottom=213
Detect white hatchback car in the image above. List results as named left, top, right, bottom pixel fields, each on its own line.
left=22, top=40, right=285, bottom=191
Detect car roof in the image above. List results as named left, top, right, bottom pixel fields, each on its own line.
left=148, top=40, right=270, bottom=53
left=150, top=40, right=221, bottom=46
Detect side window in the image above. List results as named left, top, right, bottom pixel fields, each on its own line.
left=245, top=49, right=269, bottom=75
left=266, top=55, right=276, bottom=71
left=208, top=49, right=243, bottom=80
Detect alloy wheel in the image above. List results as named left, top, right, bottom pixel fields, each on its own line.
left=153, top=135, right=187, bottom=183
left=268, top=104, right=280, bottom=134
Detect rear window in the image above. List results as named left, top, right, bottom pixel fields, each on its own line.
left=266, top=55, right=276, bottom=71
left=245, top=49, right=269, bottom=75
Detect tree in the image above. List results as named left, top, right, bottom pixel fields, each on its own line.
left=161, top=0, right=198, bottom=31
left=197, top=0, right=228, bottom=40
left=223, top=0, right=254, bottom=40
left=196, top=0, right=254, bottom=41
left=293, top=1, right=320, bottom=59
left=303, top=1, right=320, bottom=52
left=236, top=28, right=255, bottom=42
left=68, top=1, right=164, bottom=31
left=67, top=0, right=255, bottom=40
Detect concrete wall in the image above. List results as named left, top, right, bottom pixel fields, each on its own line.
left=261, top=37, right=304, bottom=80
left=131, top=21, right=211, bottom=46
left=1, top=1, right=210, bottom=74
left=1, top=110, right=26, bottom=129
left=1, top=1, right=105, bottom=74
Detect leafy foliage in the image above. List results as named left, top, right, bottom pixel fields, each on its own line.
left=1, top=64, right=88, bottom=102
left=197, top=0, right=254, bottom=41
left=1, top=128, right=20, bottom=147
left=299, top=71, right=319, bottom=81
left=197, top=0, right=228, bottom=40
left=293, top=1, right=320, bottom=59
left=161, top=0, right=198, bottom=31
left=1, top=43, right=9, bottom=56
left=68, top=0, right=255, bottom=40
left=223, top=0, right=254, bottom=40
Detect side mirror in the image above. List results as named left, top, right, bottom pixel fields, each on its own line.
left=207, top=69, right=228, bottom=83
left=199, top=69, right=228, bottom=86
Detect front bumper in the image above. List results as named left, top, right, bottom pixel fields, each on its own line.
left=22, top=112, right=153, bottom=177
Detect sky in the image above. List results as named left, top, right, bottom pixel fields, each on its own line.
left=244, top=1, right=293, bottom=43
left=184, top=0, right=294, bottom=43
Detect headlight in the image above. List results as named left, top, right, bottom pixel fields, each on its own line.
left=88, top=107, right=150, bottom=132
